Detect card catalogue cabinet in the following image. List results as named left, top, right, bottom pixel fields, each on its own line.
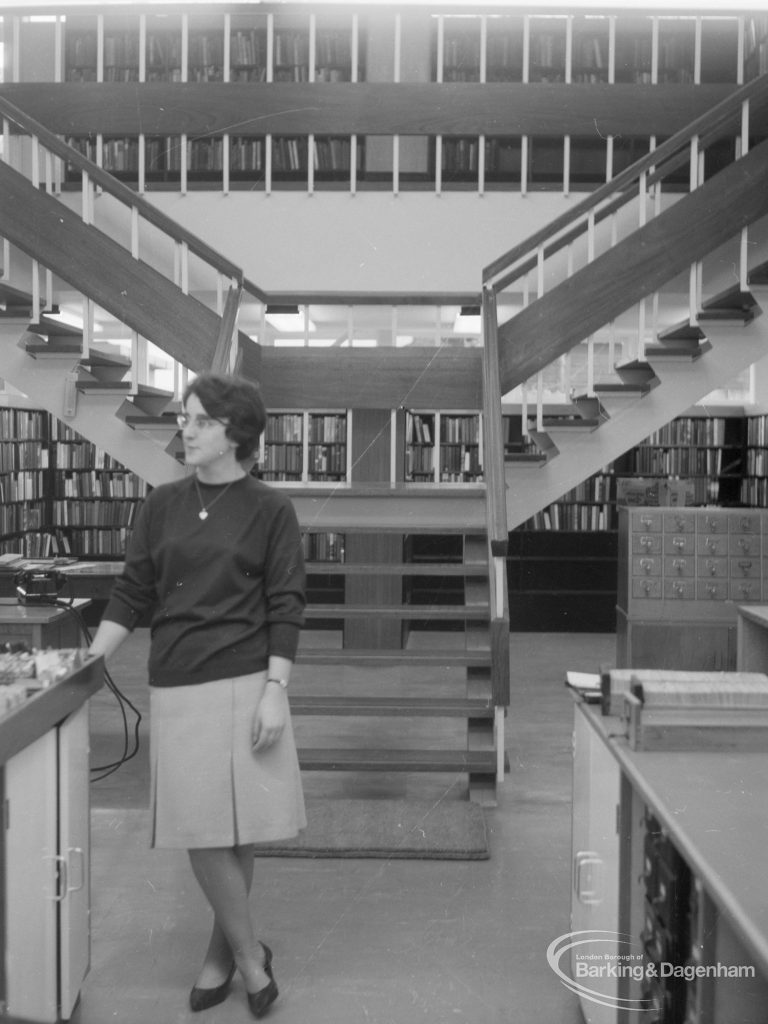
left=616, top=506, right=767, bottom=671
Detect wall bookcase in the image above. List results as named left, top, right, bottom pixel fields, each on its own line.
left=0, top=408, right=147, bottom=559
left=26, top=7, right=747, bottom=192
left=259, top=410, right=350, bottom=485
left=403, top=410, right=483, bottom=484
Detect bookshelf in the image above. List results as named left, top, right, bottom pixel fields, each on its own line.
left=505, top=411, right=748, bottom=632
left=404, top=411, right=483, bottom=484
left=50, top=9, right=746, bottom=192
left=259, top=410, right=350, bottom=485
left=0, top=408, right=147, bottom=559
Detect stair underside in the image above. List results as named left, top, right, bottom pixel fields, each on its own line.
left=304, top=562, right=485, bottom=576
left=291, top=696, right=493, bottom=717
left=295, top=647, right=491, bottom=667
left=297, top=748, right=497, bottom=773
left=304, top=604, right=489, bottom=619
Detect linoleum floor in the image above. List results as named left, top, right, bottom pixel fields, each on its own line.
left=76, top=629, right=615, bottom=1024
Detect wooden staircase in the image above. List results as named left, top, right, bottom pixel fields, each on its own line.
left=504, top=270, right=768, bottom=530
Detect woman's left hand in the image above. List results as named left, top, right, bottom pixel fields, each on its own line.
left=252, top=684, right=287, bottom=752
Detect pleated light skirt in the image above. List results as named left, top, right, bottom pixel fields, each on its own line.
left=149, top=672, right=306, bottom=849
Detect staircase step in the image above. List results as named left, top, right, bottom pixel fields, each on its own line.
left=295, top=647, right=492, bottom=667
left=698, top=306, right=756, bottom=325
left=304, top=603, right=489, bottom=620
left=614, top=359, right=658, bottom=386
left=124, top=414, right=180, bottom=432
left=644, top=340, right=711, bottom=362
left=0, top=282, right=32, bottom=316
left=304, top=561, right=486, bottom=577
left=701, top=284, right=758, bottom=314
left=30, top=316, right=82, bottom=338
left=504, top=451, right=548, bottom=466
left=656, top=320, right=706, bottom=343
left=289, top=489, right=487, bottom=534
left=291, top=696, right=493, bottom=718
left=539, top=416, right=600, bottom=432
left=296, top=747, right=497, bottom=773
left=748, top=261, right=768, bottom=286
left=591, top=382, right=653, bottom=399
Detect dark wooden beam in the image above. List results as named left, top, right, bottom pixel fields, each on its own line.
left=0, top=81, right=743, bottom=138
left=258, top=347, right=482, bottom=409
left=497, top=137, right=768, bottom=393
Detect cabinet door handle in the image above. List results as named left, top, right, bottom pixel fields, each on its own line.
left=67, top=847, right=86, bottom=893
left=49, top=854, right=67, bottom=902
left=574, top=851, right=602, bottom=905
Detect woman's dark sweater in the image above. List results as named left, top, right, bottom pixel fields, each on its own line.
left=101, top=475, right=306, bottom=687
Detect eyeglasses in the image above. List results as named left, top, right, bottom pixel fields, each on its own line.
left=176, top=413, right=228, bottom=431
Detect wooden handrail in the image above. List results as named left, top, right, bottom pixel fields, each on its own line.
left=481, top=287, right=507, bottom=557
left=0, top=92, right=264, bottom=300
left=483, top=73, right=768, bottom=289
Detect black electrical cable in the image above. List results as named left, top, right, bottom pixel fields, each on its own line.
left=54, top=596, right=143, bottom=781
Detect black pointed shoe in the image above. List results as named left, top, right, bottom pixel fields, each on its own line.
left=189, top=962, right=236, bottom=1012
left=247, top=943, right=278, bottom=1018
left=247, top=978, right=279, bottom=1019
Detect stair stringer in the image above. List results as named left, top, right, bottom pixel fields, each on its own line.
left=0, top=324, right=184, bottom=487
left=505, top=288, right=768, bottom=531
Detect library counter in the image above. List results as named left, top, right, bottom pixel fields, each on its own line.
left=0, top=657, right=103, bottom=1022
left=572, top=701, right=768, bottom=1024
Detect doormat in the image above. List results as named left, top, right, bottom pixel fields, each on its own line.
left=253, top=798, right=490, bottom=861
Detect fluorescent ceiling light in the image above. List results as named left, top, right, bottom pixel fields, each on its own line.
left=265, top=305, right=315, bottom=333
left=454, top=306, right=482, bottom=334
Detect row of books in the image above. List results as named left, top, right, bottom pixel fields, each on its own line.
left=310, top=447, right=346, bottom=476
left=66, top=529, right=132, bottom=556
left=0, top=442, right=47, bottom=473
left=262, top=446, right=304, bottom=475
left=0, top=502, right=44, bottom=535
left=746, top=415, right=768, bottom=446
left=630, top=449, right=735, bottom=477
left=0, top=409, right=47, bottom=438
left=265, top=414, right=304, bottom=442
left=53, top=473, right=147, bottom=499
left=440, top=448, right=481, bottom=476
left=642, top=418, right=735, bottom=446
left=744, top=450, right=768, bottom=476
left=522, top=502, right=614, bottom=532
left=308, top=416, right=347, bottom=443
left=52, top=500, right=142, bottom=528
left=0, top=472, right=46, bottom=502
left=741, top=479, right=768, bottom=508
left=303, top=532, right=345, bottom=562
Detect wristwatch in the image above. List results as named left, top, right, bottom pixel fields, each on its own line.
left=267, top=677, right=288, bottom=690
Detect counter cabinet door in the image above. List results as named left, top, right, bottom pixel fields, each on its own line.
left=4, top=729, right=58, bottom=1023
left=571, top=705, right=622, bottom=1024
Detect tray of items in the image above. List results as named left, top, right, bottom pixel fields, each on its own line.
left=0, top=646, right=95, bottom=762
left=611, top=670, right=768, bottom=751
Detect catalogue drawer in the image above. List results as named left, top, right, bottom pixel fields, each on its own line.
left=698, top=510, right=729, bottom=534
left=664, top=579, right=696, bottom=601
left=730, top=512, right=761, bottom=534
left=696, top=580, right=729, bottom=601
left=630, top=510, right=663, bottom=533
left=632, top=578, right=662, bottom=600
left=663, top=556, right=694, bottom=578
left=730, top=556, right=760, bottom=579
left=696, top=556, right=728, bottom=579
left=633, top=534, right=663, bottom=556
left=663, top=511, right=695, bottom=533
left=729, top=579, right=761, bottom=602
left=729, top=533, right=761, bottom=556
left=697, top=533, right=728, bottom=556
left=663, top=534, right=695, bottom=556
left=632, top=556, right=661, bottom=577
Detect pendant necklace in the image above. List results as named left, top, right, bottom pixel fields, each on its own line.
left=193, top=475, right=240, bottom=521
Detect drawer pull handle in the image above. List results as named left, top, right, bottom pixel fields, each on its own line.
left=706, top=537, right=719, bottom=553
left=672, top=558, right=686, bottom=574
left=705, top=559, right=718, bottom=576
left=673, top=537, right=685, bottom=550
left=640, top=558, right=654, bottom=574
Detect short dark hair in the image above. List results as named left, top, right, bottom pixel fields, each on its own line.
left=183, top=373, right=266, bottom=462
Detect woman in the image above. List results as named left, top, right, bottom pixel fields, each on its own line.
left=88, top=373, right=306, bottom=1019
